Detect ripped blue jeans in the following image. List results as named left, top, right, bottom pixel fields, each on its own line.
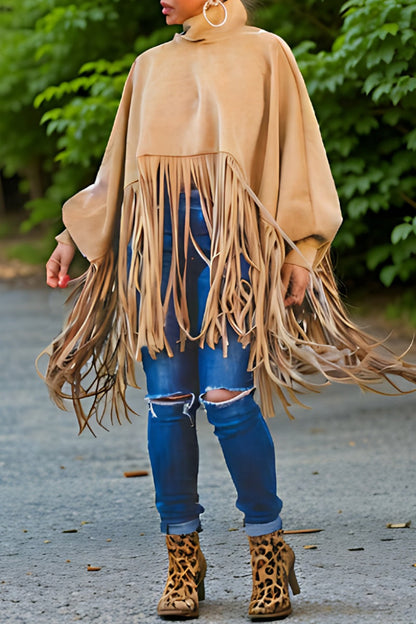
left=132, top=190, right=283, bottom=536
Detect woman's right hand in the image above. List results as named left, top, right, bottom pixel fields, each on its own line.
left=46, top=242, right=76, bottom=288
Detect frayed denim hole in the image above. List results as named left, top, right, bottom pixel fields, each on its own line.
left=199, top=387, right=255, bottom=408
left=147, top=393, right=196, bottom=426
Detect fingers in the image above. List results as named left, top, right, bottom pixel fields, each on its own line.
left=57, top=259, right=71, bottom=288
left=46, top=256, right=60, bottom=288
left=280, top=263, right=292, bottom=295
left=282, top=264, right=310, bottom=308
left=46, top=243, right=75, bottom=288
left=58, top=274, right=70, bottom=288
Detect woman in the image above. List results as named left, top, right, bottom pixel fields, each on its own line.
left=44, top=0, right=416, bottom=619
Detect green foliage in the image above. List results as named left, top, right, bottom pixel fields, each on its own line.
left=25, top=23, right=172, bottom=230
left=0, top=0, right=169, bottom=226
left=385, top=289, right=416, bottom=326
left=255, top=0, right=344, bottom=51
left=6, top=241, right=50, bottom=265
left=0, top=222, right=13, bottom=239
left=288, top=0, right=416, bottom=289
left=0, top=1, right=54, bottom=176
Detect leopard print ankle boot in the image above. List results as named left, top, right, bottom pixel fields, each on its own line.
left=157, top=531, right=207, bottom=619
left=248, top=530, right=300, bottom=620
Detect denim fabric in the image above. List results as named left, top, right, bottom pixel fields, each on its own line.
left=147, top=398, right=204, bottom=534
left=133, top=191, right=282, bottom=534
left=139, top=189, right=253, bottom=401
left=202, top=391, right=283, bottom=529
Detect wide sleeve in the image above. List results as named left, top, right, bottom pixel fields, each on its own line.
left=274, top=38, right=342, bottom=268
left=57, top=61, right=137, bottom=261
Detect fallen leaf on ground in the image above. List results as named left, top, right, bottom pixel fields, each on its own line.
left=386, top=521, right=411, bottom=529
left=123, top=470, right=149, bottom=478
left=348, top=547, right=364, bottom=551
left=303, top=545, right=318, bottom=550
left=62, top=529, right=78, bottom=534
left=87, top=565, right=101, bottom=572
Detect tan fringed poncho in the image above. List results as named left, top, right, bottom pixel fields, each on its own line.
left=43, top=0, right=416, bottom=433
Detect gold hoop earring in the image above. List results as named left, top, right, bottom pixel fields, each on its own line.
left=203, top=0, right=228, bottom=28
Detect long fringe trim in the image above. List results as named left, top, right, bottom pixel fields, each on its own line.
left=37, top=250, right=139, bottom=435
left=39, top=153, right=416, bottom=433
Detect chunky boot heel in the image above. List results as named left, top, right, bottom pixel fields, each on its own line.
left=157, top=531, right=206, bottom=619
left=197, top=578, right=205, bottom=601
left=248, top=529, right=300, bottom=620
left=288, top=567, right=300, bottom=596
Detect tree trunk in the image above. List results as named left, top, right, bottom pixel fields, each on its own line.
left=0, top=173, right=6, bottom=215
left=22, top=158, right=45, bottom=201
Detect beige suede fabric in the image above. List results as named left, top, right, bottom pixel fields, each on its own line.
left=57, top=0, right=341, bottom=267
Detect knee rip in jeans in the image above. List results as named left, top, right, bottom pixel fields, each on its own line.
left=201, top=387, right=254, bottom=405
left=147, top=393, right=196, bottom=425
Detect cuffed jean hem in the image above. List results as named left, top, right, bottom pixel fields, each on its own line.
left=244, top=515, right=283, bottom=537
left=163, top=518, right=202, bottom=535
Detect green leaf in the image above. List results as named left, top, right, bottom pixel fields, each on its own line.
left=380, top=265, right=397, bottom=287
left=382, top=23, right=399, bottom=36
left=366, top=244, right=392, bottom=270
left=372, top=81, right=392, bottom=102
left=390, top=76, right=416, bottom=105
left=367, top=41, right=397, bottom=67
left=391, top=223, right=413, bottom=244
left=347, top=197, right=370, bottom=219
left=382, top=108, right=402, bottom=126
left=406, top=128, right=416, bottom=151
left=363, top=72, right=383, bottom=95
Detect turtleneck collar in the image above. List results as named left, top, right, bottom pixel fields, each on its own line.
left=178, top=0, right=247, bottom=43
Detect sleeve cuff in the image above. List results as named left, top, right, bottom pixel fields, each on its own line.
left=55, top=229, right=75, bottom=247
left=284, top=239, right=319, bottom=268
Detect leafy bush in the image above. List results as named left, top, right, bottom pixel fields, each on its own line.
left=0, top=0, right=169, bottom=227
left=290, top=0, right=416, bottom=289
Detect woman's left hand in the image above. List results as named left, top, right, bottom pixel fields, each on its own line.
left=281, top=263, right=310, bottom=308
